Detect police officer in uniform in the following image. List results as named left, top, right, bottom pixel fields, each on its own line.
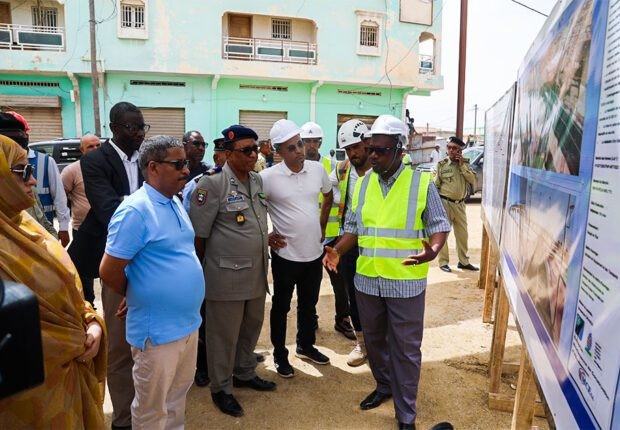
left=434, top=136, right=479, bottom=272
left=189, top=125, right=275, bottom=418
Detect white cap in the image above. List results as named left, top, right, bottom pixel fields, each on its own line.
left=270, top=119, right=301, bottom=145
left=367, top=114, right=409, bottom=138
left=300, top=121, right=324, bottom=139
left=338, top=119, right=369, bottom=148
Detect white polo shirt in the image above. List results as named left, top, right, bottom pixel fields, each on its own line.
left=261, top=160, right=331, bottom=262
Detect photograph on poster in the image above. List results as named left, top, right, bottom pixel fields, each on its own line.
left=482, top=85, right=515, bottom=244
left=502, top=175, right=576, bottom=346
left=511, top=0, right=593, bottom=176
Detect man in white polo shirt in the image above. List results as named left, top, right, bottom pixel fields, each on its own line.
left=261, top=119, right=334, bottom=378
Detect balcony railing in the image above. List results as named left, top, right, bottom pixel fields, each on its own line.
left=0, top=23, right=65, bottom=51
left=223, top=36, right=317, bottom=65
left=419, top=54, right=434, bottom=74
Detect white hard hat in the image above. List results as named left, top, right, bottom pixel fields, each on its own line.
left=338, top=119, right=369, bottom=148
left=270, top=119, right=301, bottom=145
left=367, top=114, right=409, bottom=147
left=300, top=121, right=323, bottom=139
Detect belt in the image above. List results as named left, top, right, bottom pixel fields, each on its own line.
left=440, top=195, right=465, bottom=204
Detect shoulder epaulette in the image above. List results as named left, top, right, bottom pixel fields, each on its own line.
left=204, top=166, right=222, bottom=176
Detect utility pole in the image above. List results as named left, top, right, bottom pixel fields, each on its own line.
left=456, top=0, right=468, bottom=140
left=473, top=103, right=478, bottom=141
left=89, top=0, right=101, bottom=136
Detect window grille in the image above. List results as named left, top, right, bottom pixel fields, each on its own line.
left=31, top=7, right=58, bottom=29
left=272, top=18, right=291, bottom=40
left=121, top=4, right=145, bottom=29
left=360, top=23, right=378, bottom=47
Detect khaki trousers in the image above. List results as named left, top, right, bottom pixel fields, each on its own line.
left=102, top=286, right=134, bottom=427
left=130, top=330, right=198, bottom=430
left=438, top=199, right=471, bottom=266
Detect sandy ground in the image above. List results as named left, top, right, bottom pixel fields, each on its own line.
left=99, top=200, right=550, bottom=429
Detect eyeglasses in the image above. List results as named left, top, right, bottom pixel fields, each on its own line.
left=233, top=145, right=259, bottom=156
left=367, top=146, right=394, bottom=156
left=286, top=141, right=304, bottom=152
left=191, top=141, right=207, bottom=149
left=116, top=123, right=151, bottom=134
left=10, top=163, right=35, bottom=182
left=155, top=159, right=189, bottom=170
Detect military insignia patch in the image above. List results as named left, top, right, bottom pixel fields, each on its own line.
left=196, top=188, right=208, bottom=205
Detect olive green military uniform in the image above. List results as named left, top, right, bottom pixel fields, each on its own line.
left=189, top=163, right=269, bottom=394
left=433, top=157, right=476, bottom=267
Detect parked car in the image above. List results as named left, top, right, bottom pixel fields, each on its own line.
left=28, top=138, right=108, bottom=172
left=415, top=145, right=484, bottom=200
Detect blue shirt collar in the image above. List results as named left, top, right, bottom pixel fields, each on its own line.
left=144, top=182, right=173, bottom=205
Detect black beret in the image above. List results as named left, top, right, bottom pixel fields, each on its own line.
left=221, top=125, right=259, bottom=148
left=213, top=137, right=226, bottom=152
left=0, top=112, right=26, bottom=131
left=448, top=136, right=466, bottom=147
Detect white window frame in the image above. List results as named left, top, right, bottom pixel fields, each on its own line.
left=271, top=18, right=291, bottom=40
left=31, top=7, right=58, bottom=29
left=360, top=22, right=378, bottom=48
left=117, top=0, right=148, bottom=40
left=355, top=10, right=385, bottom=57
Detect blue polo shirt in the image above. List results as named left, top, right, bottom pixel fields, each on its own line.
left=106, top=183, right=205, bottom=349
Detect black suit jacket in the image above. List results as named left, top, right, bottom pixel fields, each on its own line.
left=68, top=140, right=144, bottom=278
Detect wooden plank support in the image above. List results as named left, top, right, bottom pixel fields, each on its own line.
left=478, top=226, right=490, bottom=290
left=482, top=242, right=499, bottom=323
left=488, top=281, right=510, bottom=394
left=488, top=393, right=546, bottom=418
left=511, top=346, right=539, bottom=429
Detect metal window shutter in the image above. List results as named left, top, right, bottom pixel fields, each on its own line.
left=3, top=107, right=63, bottom=142
left=141, top=108, right=186, bottom=140
left=238, top=110, right=287, bottom=142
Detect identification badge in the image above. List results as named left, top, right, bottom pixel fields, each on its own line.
left=236, top=212, right=245, bottom=225
left=227, top=195, right=244, bottom=203
left=195, top=189, right=207, bottom=206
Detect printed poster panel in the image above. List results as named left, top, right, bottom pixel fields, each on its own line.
left=566, top=0, right=620, bottom=426
left=498, top=0, right=620, bottom=427
left=482, top=83, right=515, bottom=246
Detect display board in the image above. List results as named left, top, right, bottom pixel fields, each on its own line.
left=493, top=0, right=620, bottom=428
left=482, top=84, right=516, bottom=246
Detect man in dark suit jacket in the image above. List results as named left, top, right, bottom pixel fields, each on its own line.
left=68, top=101, right=147, bottom=429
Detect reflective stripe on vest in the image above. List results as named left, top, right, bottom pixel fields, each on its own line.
left=319, top=156, right=340, bottom=238
left=353, top=168, right=431, bottom=280
left=29, top=151, right=54, bottom=222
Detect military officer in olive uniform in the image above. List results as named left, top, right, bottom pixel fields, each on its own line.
left=434, top=136, right=479, bottom=272
left=189, top=125, right=276, bottom=418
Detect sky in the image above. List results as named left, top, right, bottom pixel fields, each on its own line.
left=407, top=0, right=558, bottom=135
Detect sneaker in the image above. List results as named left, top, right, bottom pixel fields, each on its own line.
left=346, top=343, right=367, bottom=367
left=334, top=317, right=356, bottom=340
left=295, top=346, right=330, bottom=365
left=274, top=357, right=295, bottom=378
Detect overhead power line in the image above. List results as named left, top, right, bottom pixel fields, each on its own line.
left=510, top=0, right=549, bottom=17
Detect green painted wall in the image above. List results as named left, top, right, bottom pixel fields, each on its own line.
left=0, top=74, right=77, bottom=137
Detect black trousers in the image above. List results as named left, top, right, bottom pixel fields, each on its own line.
left=324, top=239, right=350, bottom=321
left=197, top=299, right=208, bottom=374
left=72, top=229, right=95, bottom=306
left=340, top=245, right=362, bottom=331
left=270, top=251, right=323, bottom=360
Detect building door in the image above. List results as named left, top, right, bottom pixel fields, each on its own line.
left=0, top=2, right=11, bottom=25
left=228, top=14, right=252, bottom=39
left=140, top=108, right=186, bottom=141
left=239, top=110, right=287, bottom=141
left=239, top=110, right=287, bottom=164
left=1, top=106, right=63, bottom=142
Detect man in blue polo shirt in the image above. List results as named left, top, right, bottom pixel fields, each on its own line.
left=100, top=135, right=204, bottom=429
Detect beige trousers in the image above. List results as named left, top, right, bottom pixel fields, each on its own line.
left=438, top=199, right=471, bottom=266
left=130, top=331, right=198, bottom=430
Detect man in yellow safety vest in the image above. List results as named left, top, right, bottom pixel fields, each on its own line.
left=323, top=115, right=450, bottom=430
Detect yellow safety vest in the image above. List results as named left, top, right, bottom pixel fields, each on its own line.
left=353, top=168, right=430, bottom=280
left=319, top=156, right=341, bottom=238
